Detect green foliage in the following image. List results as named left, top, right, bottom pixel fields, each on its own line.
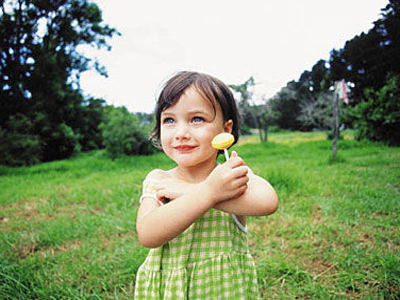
left=353, top=75, right=400, bottom=146
left=229, top=76, right=257, bottom=129
left=230, top=77, right=271, bottom=142
left=329, top=0, right=400, bottom=102
left=269, top=81, right=304, bottom=130
left=268, top=126, right=281, bottom=133
left=0, top=114, right=41, bottom=166
left=44, top=123, right=82, bottom=161
left=73, top=98, right=107, bottom=152
left=240, top=124, right=252, bottom=135
left=0, top=0, right=118, bottom=165
left=326, top=130, right=343, bottom=141
left=278, top=61, right=336, bottom=132
left=0, top=128, right=41, bottom=167
left=100, top=106, right=156, bottom=159
left=270, top=0, right=400, bottom=139
left=297, top=91, right=333, bottom=130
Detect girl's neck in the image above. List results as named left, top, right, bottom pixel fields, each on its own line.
left=173, top=160, right=217, bottom=183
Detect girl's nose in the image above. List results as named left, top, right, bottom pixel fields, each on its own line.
left=175, top=125, right=190, bottom=141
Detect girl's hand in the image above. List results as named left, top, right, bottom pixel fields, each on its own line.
left=204, top=151, right=249, bottom=204
left=156, top=178, right=193, bottom=203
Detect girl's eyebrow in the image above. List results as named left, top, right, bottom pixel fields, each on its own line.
left=161, top=111, right=175, bottom=117
left=187, top=109, right=209, bottom=115
left=162, top=109, right=210, bottom=116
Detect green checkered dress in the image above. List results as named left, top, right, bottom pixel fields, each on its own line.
left=134, top=179, right=260, bottom=299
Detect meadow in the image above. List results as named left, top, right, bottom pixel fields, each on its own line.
left=0, top=131, right=399, bottom=299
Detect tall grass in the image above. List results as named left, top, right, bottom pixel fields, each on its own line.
left=1, top=131, right=399, bottom=299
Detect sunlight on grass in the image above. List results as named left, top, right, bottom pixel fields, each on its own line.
left=239, top=129, right=355, bottom=145
left=1, top=131, right=399, bottom=299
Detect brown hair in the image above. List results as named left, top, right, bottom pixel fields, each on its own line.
left=150, top=71, right=241, bottom=148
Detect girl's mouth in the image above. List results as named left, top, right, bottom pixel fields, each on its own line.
left=174, top=145, right=196, bottom=152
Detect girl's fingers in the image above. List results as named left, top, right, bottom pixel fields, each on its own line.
left=232, top=184, right=248, bottom=198
left=232, top=165, right=248, bottom=178
left=233, top=176, right=249, bottom=188
left=238, top=185, right=248, bottom=195
left=227, top=157, right=245, bottom=168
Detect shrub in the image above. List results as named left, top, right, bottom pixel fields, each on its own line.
left=353, top=75, right=400, bottom=146
left=0, top=114, right=42, bottom=166
left=239, top=125, right=252, bottom=135
left=100, top=106, right=156, bottom=159
left=41, top=123, right=82, bottom=161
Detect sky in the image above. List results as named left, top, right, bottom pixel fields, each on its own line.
left=79, top=0, right=388, bottom=114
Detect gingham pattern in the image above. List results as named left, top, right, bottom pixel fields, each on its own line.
left=134, top=179, right=260, bottom=299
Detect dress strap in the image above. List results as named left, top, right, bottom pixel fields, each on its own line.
left=231, top=214, right=247, bottom=233
left=139, top=193, right=164, bottom=206
left=140, top=178, right=164, bottom=206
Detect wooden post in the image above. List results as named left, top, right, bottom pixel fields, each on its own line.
left=332, top=85, right=339, bottom=160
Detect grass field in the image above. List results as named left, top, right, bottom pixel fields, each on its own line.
left=1, top=131, right=399, bottom=299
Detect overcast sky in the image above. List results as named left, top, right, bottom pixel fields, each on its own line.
left=79, top=0, right=387, bottom=113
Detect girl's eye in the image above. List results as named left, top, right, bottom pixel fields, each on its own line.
left=192, top=116, right=204, bottom=123
left=163, top=117, right=174, bottom=124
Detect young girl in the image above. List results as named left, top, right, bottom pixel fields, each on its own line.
left=135, top=71, right=278, bottom=299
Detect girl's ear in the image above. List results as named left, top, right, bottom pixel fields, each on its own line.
left=224, top=119, right=233, bottom=133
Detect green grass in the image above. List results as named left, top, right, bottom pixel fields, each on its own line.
left=1, top=131, right=399, bottom=299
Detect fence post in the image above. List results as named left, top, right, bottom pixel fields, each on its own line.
left=332, top=85, right=339, bottom=160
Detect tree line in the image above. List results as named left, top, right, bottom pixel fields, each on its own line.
left=1, top=0, right=399, bottom=167
left=234, top=0, right=399, bottom=146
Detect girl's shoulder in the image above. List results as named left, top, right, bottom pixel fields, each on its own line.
left=141, top=169, right=176, bottom=201
left=144, top=168, right=176, bottom=182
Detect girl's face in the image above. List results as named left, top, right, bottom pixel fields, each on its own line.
left=160, top=87, right=232, bottom=168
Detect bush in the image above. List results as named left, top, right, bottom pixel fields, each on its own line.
left=0, top=114, right=42, bottom=166
left=239, top=125, right=252, bottom=135
left=353, top=75, right=400, bottom=146
left=100, top=106, right=156, bottom=159
left=75, top=98, right=106, bottom=152
left=268, top=126, right=281, bottom=133
left=0, top=130, right=42, bottom=166
left=326, top=131, right=343, bottom=141
left=297, top=91, right=334, bottom=130
left=40, top=123, right=82, bottom=161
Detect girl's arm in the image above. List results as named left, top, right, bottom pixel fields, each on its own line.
left=213, top=151, right=278, bottom=216
left=136, top=158, right=249, bottom=249
left=213, top=170, right=278, bottom=216
left=156, top=152, right=278, bottom=217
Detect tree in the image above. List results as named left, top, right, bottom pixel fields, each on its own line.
left=254, top=98, right=279, bottom=142
left=229, top=77, right=257, bottom=129
left=229, top=77, right=270, bottom=142
left=297, top=91, right=334, bottom=130
left=269, top=81, right=304, bottom=131
left=268, top=60, right=335, bottom=132
left=100, top=106, right=156, bottom=159
left=374, top=0, right=400, bottom=78
left=329, top=0, right=400, bottom=104
left=0, top=0, right=118, bottom=165
left=330, top=30, right=385, bottom=103
left=0, top=114, right=41, bottom=166
left=310, top=60, right=331, bottom=93
left=353, top=74, right=400, bottom=146
left=269, top=1, right=400, bottom=138
left=72, top=97, right=107, bottom=151
left=326, top=0, right=400, bottom=144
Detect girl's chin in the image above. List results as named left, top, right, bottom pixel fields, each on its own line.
left=171, top=156, right=215, bottom=168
